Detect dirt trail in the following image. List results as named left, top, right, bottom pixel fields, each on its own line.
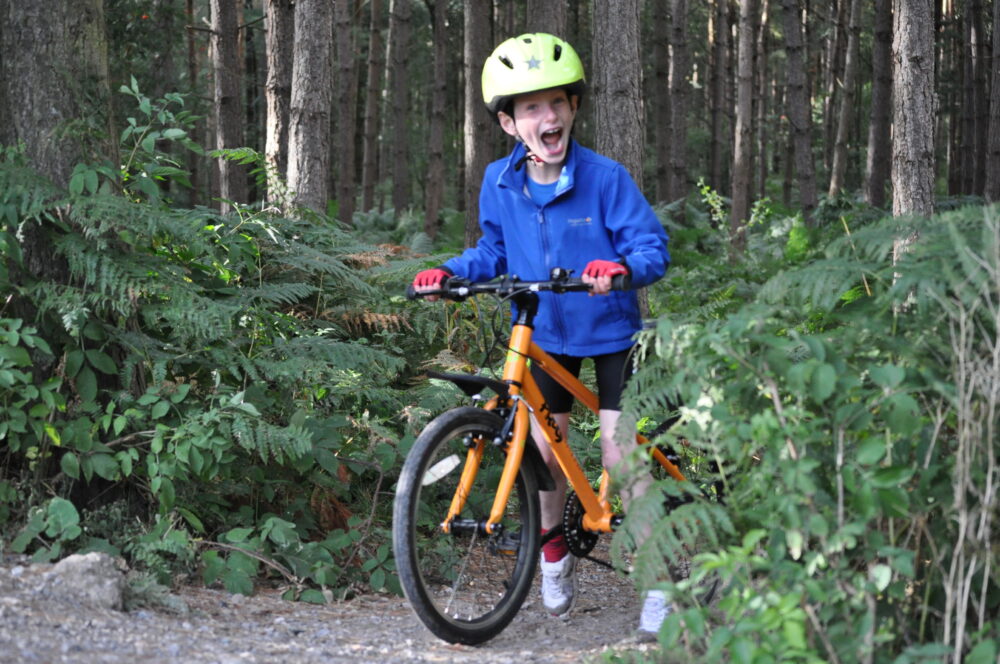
left=0, top=546, right=660, bottom=664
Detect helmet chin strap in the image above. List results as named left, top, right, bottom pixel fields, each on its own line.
left=513, top=136, right=545, bottom=171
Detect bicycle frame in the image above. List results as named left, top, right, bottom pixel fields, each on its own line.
left=441, top=301, right=687, bottom=539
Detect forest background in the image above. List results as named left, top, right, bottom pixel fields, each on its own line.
left=0, top=0, right=997, bottom=662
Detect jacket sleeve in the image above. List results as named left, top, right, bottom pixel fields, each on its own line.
left=441, top=176, right=508, bottom=281
left=601, top=164, right=670, bottom=289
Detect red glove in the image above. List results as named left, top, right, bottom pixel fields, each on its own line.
left=413, top=268, right=451, bottom=289
left=583, top=259, right=628, bottom=279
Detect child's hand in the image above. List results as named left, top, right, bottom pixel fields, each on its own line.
left=413, top=268, right=451, bottom=301
left=582, top=260, right=628, bottom=295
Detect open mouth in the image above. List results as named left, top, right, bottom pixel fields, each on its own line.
left=541, top=128, right=563, bottom=147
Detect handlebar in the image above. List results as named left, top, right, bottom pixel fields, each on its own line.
left=406, top=268, right=630, bottom=301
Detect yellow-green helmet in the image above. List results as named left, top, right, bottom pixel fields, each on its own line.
left=481, top=33, right=586, bottom=117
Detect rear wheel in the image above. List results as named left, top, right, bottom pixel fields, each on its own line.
left=393, top=407, right=541, bottom=645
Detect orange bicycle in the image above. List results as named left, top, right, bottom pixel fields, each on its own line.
left=392, top=269, right=696, bottom=645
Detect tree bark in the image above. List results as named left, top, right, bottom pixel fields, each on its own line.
left=210, top=0, right=248, bottom=212
left=781, top=0, right=817, bottom=224
left=985, top=0, right=1000, bottom=200
left=287, top=0, right=333, bottom=215
left=593, top=0, right=645, bottom=185
left=0, top=0, right=112, bottom=279
left=755, top=0, right=770, bottom=200
left=526, top=0, right=567, bottom=37
left=972, top=0, right=987, bottom=195
left=653, top=0, right=671, bottom=204
left=828, top=0, right=862, bottom=198
left=709, top=0, right=729, bottom=194
left=387, top=0, right=413, bottom=218
left=264, top=0, right=294, bottom=208
left=731, top=0, right=758, bottom=255
left=960, top=3, right=976, bottom=194
left=667, top=0, right=690, bottom=206
left=424, top=0, right=448, bottom=239
left=463, top=0, right=492, bottom=248
left=891, top=0, right=936, bottom=217
left=865, top=0, right=892, bottom=208
left=334, top=0, right=358, bottom=226
left=822, top=0, right=847, bottom=174
left=361, top=0, right=385, bottom=213
left=0, top=0, right=113, bottom=187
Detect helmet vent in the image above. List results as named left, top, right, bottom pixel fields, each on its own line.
left=499, top=55, right=514, bottom=69
left=523, top=37, right=533, bottom=43
left=554, top=44, right=563, bottom=61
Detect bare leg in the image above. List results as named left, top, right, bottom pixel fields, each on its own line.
left=530, top=412, right=570, bottom=530
left=599, top=409, right=653, bottom=544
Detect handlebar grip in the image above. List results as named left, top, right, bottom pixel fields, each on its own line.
left=610, top=273, right=631, bottom=291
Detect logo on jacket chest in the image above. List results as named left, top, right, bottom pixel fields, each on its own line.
left=566, top=216, right=593, bottom=227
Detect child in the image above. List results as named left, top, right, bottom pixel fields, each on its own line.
left=413, top=33, right=670, bottom=638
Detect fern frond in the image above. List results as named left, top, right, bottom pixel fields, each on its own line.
left=616, top=493, right=734, bottom=592
left=237, top=282, right=316, bottom=306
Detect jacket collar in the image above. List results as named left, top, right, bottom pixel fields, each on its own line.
left=496, top=139, right=578, bottom=199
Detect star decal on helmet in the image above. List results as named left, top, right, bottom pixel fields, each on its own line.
left=526, top=56, right=541, bottom=70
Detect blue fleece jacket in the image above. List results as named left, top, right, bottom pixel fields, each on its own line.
left=444, top=140, right=669, bottom=357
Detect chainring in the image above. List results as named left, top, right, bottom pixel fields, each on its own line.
left=562, top=491, right=599, bottom=557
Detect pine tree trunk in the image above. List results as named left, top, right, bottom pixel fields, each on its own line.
left=781, top=0, right=817, bottom=224
left=463, top=0, right=492, bottom=248
left=425, top=0, right=447, bottom=239
left=709, top=0, right=729, bottom=194
left=210, top=0, right=248, bottom=212
left=865, top=0, right=892, bottom=208
left=387, top=0, right=413, bottom=218
left=731, top=0, right=758, bottom=256
left=667, top=0, right=690, bottom=207
left=264, top=0, right=294, bottom=208
left=526, top=0, right=566, bottom=37
left=755, top=0, right=770, bottom=200
left=984, top=0, right=1000, bottom=199
left=361, top=0, right=385, bottom=213
left=653, top=0, right=671, bottom=204
left=822, top=0, right=847, bottom=174
left=891, top=0, right=936, bottom=217
left=593, top=0, right=645, bottom=184
left=334, top=0, right=358, bottom=226
left=972, top=0, right=987, bottom=196
left=150, top=0, right=180, bottom=101
left=828, top=0, right=861, bottom=198
left=960, top=5, right=976, bottom=194
left=287, top=0, right=333, bottom=214
left=0, top=0, right=112, bottom=276
left=186, top=0, right=205, bottom=204
left=593, top=0, right=649, bottom=316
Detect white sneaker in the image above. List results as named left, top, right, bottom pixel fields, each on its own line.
left=539, top=554, right=577, bottom=617
left=637, top=589, right=671, bottom=638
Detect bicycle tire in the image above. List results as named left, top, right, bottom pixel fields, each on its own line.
left=393, top=407, right=541, bottom=645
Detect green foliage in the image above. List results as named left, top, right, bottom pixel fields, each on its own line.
left=117, top=77, right=203, bottom=203
left=10, top=498, right=82, bottom=562
left=621, top=203, right=1000, bottom=661
left=0, top=87, right=439, bottom=597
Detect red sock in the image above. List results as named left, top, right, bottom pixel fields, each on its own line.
left=541, top=528, right=569, bottom=562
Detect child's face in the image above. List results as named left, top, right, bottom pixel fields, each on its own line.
left=499, top=88, right=578, bottom=168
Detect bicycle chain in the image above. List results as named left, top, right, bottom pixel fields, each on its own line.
left=561, top=491, right=598, bottom=558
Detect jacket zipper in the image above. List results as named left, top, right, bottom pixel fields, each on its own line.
left=536, top=204, right=569, bottom=354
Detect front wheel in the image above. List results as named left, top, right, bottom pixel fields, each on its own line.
left=393, top=407, right=541, bottom=645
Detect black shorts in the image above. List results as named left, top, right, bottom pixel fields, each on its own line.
left=530, top=348, right=634, bottom=413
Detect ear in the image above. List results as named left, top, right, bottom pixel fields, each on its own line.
left=570, top=95, right=580, bottom=114
left=498, top=111, right=519, bottom=138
